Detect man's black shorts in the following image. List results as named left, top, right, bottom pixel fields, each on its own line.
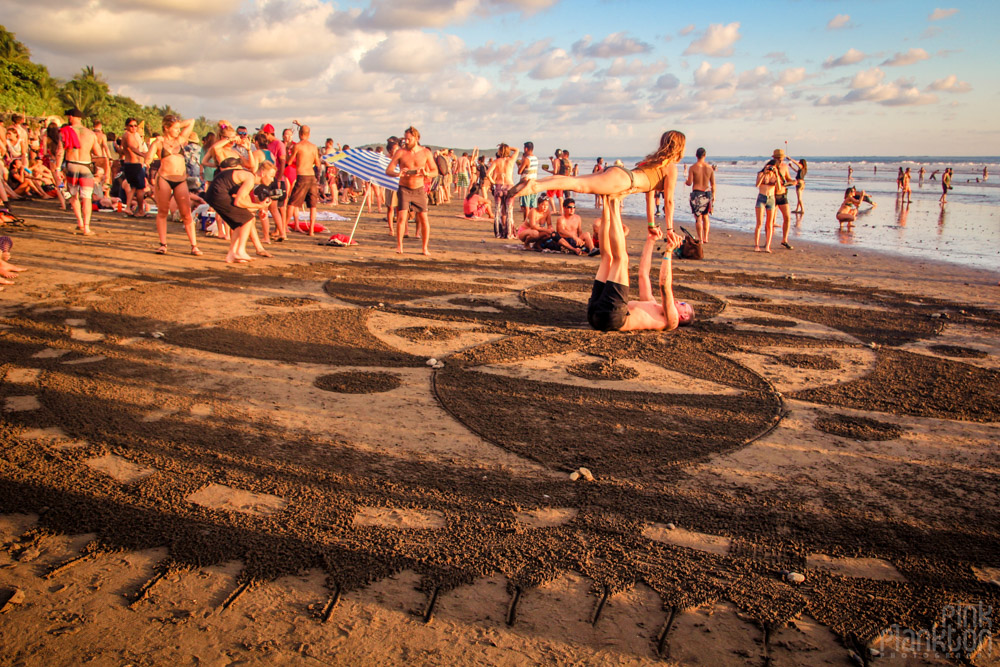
left=587, top=280, right=629, bottom=331
left=122, top=162, right=146, bottom=189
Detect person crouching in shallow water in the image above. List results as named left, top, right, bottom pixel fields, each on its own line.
left=587, top=195, right=694, bottom=333
left=206, top=158, right=276, bottom=264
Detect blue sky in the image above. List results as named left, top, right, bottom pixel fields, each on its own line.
left=2, top=0, right=995, bottom=157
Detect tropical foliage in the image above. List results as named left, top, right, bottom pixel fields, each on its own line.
left=1, top=25, right=214, bottom=139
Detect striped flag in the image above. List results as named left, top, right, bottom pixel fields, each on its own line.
left=324, top=149, right=399, bottom=191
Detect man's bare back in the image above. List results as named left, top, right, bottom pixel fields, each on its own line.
left=687, top=161, right=714, bottom=191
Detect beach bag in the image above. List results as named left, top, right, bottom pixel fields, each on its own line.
left=678, top=226, right=704, bottom=260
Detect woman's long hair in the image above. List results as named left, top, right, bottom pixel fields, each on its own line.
left=638, top=130, right=686, bottom=167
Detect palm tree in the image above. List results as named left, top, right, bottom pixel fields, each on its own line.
left=0, top=27, right=32, bottom=64
left=58, top=85, right=100, bottom=119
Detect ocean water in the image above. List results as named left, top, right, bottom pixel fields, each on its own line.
left=563, top=156, right=1000, bottom=272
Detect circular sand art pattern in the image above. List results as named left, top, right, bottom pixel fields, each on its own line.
left=255, top=296, right=319, bottom=308
left=2, top=258, right=1000, bottom=660
left=391, top=326, right=464, bottom=342
left=741, top=316, right=798, bottom=328
left=567, top=359, right=640, bottom=381
left=775, top=353, right=840, bottom=370
left=929, top=344, right=988, bottom=359
left=314, top=371, right=402, bottom=394
left=814, top=413, right=905, bottom=441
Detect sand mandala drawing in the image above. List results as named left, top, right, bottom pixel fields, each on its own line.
left=1, top=259, right=999, bottom=662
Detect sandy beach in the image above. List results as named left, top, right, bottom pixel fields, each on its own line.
left=1, top=196, right=999, bottom=666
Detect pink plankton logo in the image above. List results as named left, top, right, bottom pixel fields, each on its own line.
left=877, top=603, right=993, bottom=661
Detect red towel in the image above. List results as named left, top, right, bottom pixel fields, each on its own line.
left=60, top=125, right=81, bottom=150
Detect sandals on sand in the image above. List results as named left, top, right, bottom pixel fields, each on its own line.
left=156, top=244, right=168, bottom=255
left=190, top=246, right=203, bottom=256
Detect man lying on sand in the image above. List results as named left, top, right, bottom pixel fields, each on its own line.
left=587, top=195, right=694, bottom=332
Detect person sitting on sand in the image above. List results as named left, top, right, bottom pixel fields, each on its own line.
left=0, top=235, right=27, bottom=286
left=554, top=198, right=596, bottom=256
left=463, top=183, right=492, bottom=220
left=205, top=158, right=276, bottom=264
left=507, top=131, right=686, bottom=218
left=587, top=195, right=693, bottom=332
left=516, top=194, right=552, bottom=248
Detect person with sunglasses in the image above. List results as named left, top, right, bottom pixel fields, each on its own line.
left=554, top=198, right=596, bottom=256
left=121, top=118, right=148, bottom=217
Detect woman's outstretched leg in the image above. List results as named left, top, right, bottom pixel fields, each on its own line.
left=511, top=168, right=635, bottom=199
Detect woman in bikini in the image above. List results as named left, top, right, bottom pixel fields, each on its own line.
left=146, top=115, right=201, bottom=255
left=507, top=130, right=686, bottom=225
left=753, top=162, right=778, bottom=252
left=787, top=157, right=807, bottom=214
left=836, top=187, right=865, bottom=225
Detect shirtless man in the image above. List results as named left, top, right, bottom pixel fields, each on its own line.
left=901, top=167, right=912, bottom=204
left=771, top=149, right=795, bottom=249
left=92, top=120, right=112, bottom=196
left=516, top=194, right=552, bottom=248
left=385, top=126, right=437, bottom=255
left=121, top=118, right=148, bottom=217
left=455, top=150, right=472, bottom=200
left=286, top=122, right=322, bottom=235
left=587, top=196, right=692, bottom=332
left=54, top=108, right=103, bottom=235
left=686, top=147, right=715, bottom=243
left=555, top=198, right=596, bottom=255
left=484, top=143, right=518, bottom=239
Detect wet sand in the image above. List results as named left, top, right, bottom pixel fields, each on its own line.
left=1, top=196, right=998, bottom=666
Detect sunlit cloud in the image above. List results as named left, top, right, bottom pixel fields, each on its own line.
left=822, top=48, right=867, bottom=68
left=572, top=32, right=652, bottom=58
left=928, top=74, right=971, bottom=93
left=881, top=48, right=930, bottom=66
left=827, top=14, right=852, bottom=30
left=683, top=23, right=740, bottom=57
left=928, top=8, right=958, bottom=21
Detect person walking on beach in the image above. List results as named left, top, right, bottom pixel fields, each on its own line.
left=55, top=108, right=103, bottom=236
left=385, top=126, right=437, bottom=255
left=686, top=147, right=715, bottom=243
left=847, top=164, right=853, bottom=182
left=901, top=168, right=912, bottom=204
left=771, top=149, right=795, bottom=249
left=940, top=167, right=952, bottom=204
left=587, top=195, right=692, bottom=332
left=592, top=157, right=605, bottom=209
left=286, top=122, right=322, bottom=236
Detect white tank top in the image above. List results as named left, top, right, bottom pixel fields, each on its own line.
left=524, top=155, right=538, bottom=180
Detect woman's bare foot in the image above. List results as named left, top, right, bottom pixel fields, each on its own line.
left=0, top=276, right=14, bottom=285
left=190, top=246, right=203, bottom=256
left=256, top=250, right=273, bottom=258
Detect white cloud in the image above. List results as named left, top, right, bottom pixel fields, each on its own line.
left=103, top=0, right=241, bottom=15
left=928, top=74, right=972, bottom=93
left=469, top=40, right=521, bottom=66
left=881, top=48, right=930, bottom=66
left=694, top=85, right=735, bottom=103
left=776, top=67, right=806, bottom=86
left=360, top=32, right=465, bottom=73
left=572, top=32, right=652, bottom=58
left=827, top=14, right=851, bottom=30
left=929, top=8, right=959, bottom=20
left=737, top=66, right=770, bottom=89
left=693, top=61, right=734, bottom=87
left=528, top=49, right=575, bottom=79
left=822, top=48, right=866, bottom=68
left=850, top=68, right=885, bottom=89
left=678, top=25, right=695, bottom=36
left=683, top=23, right=740, bottom=57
